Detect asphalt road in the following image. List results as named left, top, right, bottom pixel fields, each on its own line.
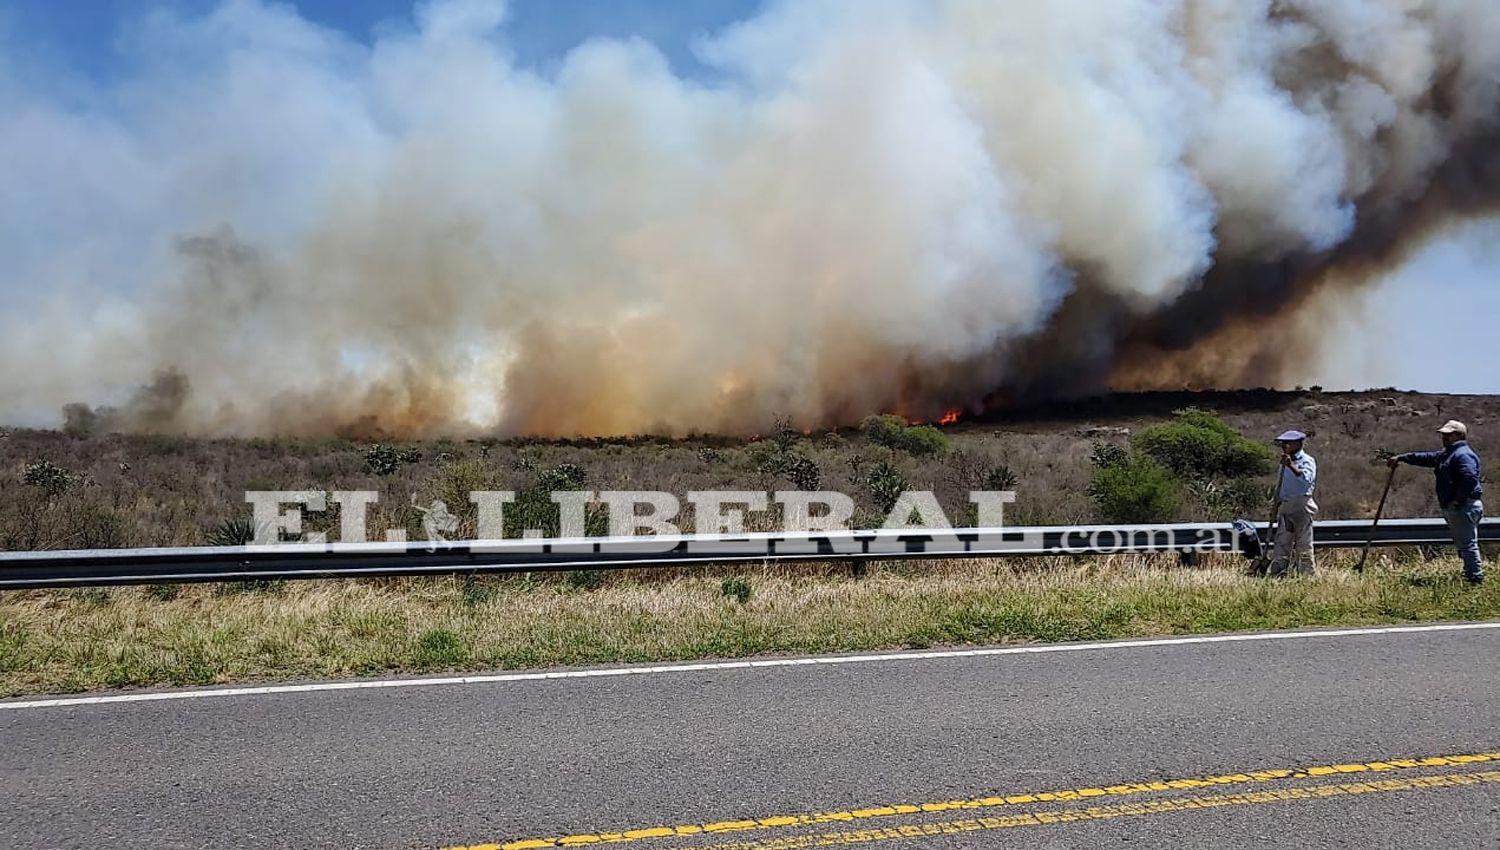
left=3, top=624, right=1499, bottom=849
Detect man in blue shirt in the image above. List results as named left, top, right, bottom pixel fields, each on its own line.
left=1390, top=420, right=1485, bottom=585
left=1270, top=430, right=1317, bottom=576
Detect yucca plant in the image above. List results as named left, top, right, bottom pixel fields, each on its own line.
left=206, top=516, right=258, bottom=547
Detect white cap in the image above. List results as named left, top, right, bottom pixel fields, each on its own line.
left=1437, top=420, right=1468, bottom=437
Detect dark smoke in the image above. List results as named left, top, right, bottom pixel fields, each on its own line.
left=62, top=370, right=191, bottom=437
left=1110, top=126, right=1500, bottom=392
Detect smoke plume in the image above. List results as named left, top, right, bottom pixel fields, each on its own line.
left=1, top=0, right=1498, bottom=437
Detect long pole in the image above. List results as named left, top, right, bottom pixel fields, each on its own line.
left=1356, top=465, right=1398, bottom=574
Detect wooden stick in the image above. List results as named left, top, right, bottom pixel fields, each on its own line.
left=1356, top=465, right=1398, bottom=574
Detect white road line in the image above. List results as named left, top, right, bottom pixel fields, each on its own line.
left=3, top=621, right=1498, bottom=711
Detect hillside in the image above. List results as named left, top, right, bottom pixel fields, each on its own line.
left=1, top=389, right=1493, bottom=551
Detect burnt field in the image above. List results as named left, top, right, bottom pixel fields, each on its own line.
left=0, top=389, right=1493, bottom=551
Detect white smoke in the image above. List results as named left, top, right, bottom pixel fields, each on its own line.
left=0, top=0, right=1497, bottom=437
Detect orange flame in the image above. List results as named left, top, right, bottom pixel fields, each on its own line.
left=939, top=409, right=961, bottom=426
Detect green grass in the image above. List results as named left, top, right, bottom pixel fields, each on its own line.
left=0, top=552, right=1495, bottom=698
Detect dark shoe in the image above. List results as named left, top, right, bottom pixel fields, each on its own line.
left=1465, top=575, right=1485, bottom=586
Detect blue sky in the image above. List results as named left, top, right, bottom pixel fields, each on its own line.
left=1, top=0, right=764, bottom=78
left=1324, top=219, right=1500, bottom=394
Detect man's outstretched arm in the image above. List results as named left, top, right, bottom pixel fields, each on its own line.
left=1395, top=450, right=1443, bottom=468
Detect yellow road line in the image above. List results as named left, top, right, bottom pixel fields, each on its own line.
left=678, top=770, right=1500, bottom=850
left=441, top=750, right=1500, bottom=850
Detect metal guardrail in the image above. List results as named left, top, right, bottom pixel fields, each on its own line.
left=0, top=518, right=1495, bottom=590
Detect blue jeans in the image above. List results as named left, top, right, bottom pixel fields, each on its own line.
left=1440, top=500, right=1485, bottom=582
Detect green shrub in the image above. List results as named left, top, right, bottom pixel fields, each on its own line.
left=748, top=441, right=779, bottom=473
left=1090, top=441, right=1130, bottom=470
left=507, top=489, right=559, bottom=538
left=1195, top=476, right=1270, bottom=518
left=363, top=444, right=423, bottom=476
left=756, top=448, right=820, bottom=489
left=431, top=460, right=493, bottom=523
left=860, top=415, right=950, bottom=457
left=23, top=460, right=74, bottom=497
left=862, top=461, right=908, bottom=514
left=537, top=462, right=587, bottom=492
left=1088, top=452, right=1183, bottom=523
left=364, top=444, right=401, bottom=476
left=505, top=493, right=608, bottom=539
left=750, top=434, right=821, bottom=490
left=781, top=453, right=821, bottom=490
left=1132, top=409, right=1273, bottom=478
left=900, top=425, right=950, bottom=457
left=506, top=463, right=596, bottom=539
left=861, top=414, right=906, bottom=446
left=721, top=576, right=752, bottom=604
left=771, top=416, right=800, bottom=453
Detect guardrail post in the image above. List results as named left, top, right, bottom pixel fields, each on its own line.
left=850, top=559, right=868, bottom=579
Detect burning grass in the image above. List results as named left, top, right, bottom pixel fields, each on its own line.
left=1, top=550, right=1495, bottom=698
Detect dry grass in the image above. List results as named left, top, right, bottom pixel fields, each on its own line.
left=2, top=550, right=1494, bottom=698
left=1, top=390, right=1493, bottom=551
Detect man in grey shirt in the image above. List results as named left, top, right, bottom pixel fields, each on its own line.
left=1269, top=430, right=1317, bottom=577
